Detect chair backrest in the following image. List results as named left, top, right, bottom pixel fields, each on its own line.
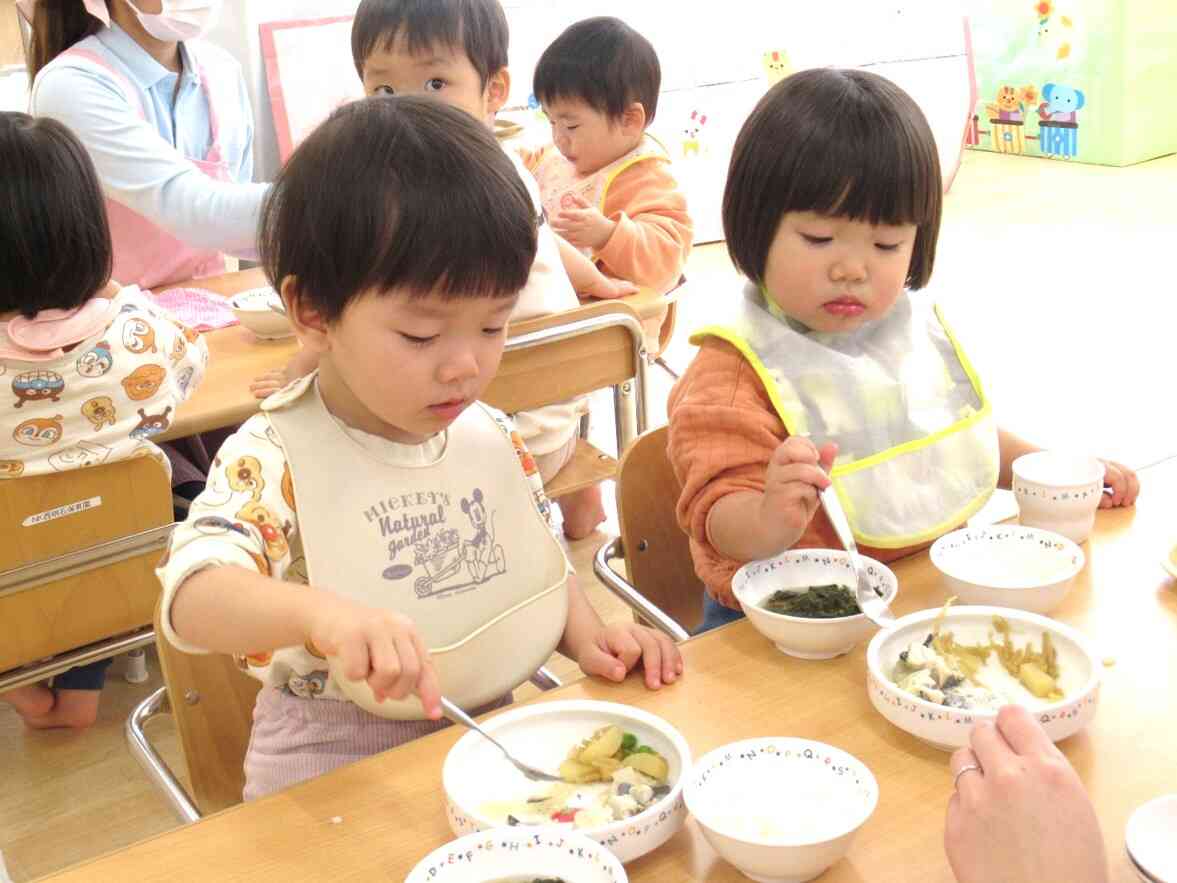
left=614, top=426, right=705, bottom=634
left=153, top=603, right=261, bottom=814
left=0, top=457, right=172, bottom=673
left=484, top=300, right=645, bottom=416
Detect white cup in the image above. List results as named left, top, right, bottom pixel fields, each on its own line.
left=1012, top=451, right=1105, bottom=544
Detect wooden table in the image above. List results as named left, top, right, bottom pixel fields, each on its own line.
left=159, top=268, right=673, bottom=442
left=41, top=459, right=1177, bottom=881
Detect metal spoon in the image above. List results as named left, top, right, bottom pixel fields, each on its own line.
left=440, top=696, right=562, bottom=783
left=817, top=484, right=897, bottom=629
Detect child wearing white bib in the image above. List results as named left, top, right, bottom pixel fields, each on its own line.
left=667, top=69, right=1139, bottom=633
left=158, top=97, right=681, bottom=800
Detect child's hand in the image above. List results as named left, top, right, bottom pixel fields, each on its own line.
left=1099, top=458, right=1139, bottom=508
left=760, top=437, right=838, bottom=535
left=250, top=347, right=320, bottom=400
left=576, top=622, right=683, bottom=690
left=578, top=272, right=639, bottom=301
left=308, top=593, right=442, bottom=718
left=249, top=368, right=287, bottom=400
left=552, top=193, right=617, bottom=251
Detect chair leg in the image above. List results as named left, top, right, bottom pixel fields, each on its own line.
left=592, top=538, right=690, bottom=643
left=125, top=686, right=201, bottom=824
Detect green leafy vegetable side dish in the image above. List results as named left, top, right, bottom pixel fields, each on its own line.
left=762, top=584, right=861, bottom=618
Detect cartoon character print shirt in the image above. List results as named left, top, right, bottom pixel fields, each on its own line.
left=0, top=286, right=208, bottom=480
left=156, top=374, right=563, bottom=702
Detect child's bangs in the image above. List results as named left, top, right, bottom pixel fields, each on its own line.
left=785, top=109, right=940, bottom=230
left=360, top=193, right=535, bottom=302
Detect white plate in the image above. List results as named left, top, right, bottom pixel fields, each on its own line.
left=443, top=700, right=690, bottom=864
left=405, top=827, right=627, bottom=883
left=1126, top=794, right=1177, bottom=883
left=866, top=605, right=1100, bottom=751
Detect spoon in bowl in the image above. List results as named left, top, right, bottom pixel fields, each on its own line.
left=816, top=484, right=897, bottom=630
left=440, top=696, right=562, bottom=783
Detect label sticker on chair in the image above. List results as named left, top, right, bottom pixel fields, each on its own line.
left=22, top=496, right=103, bottom=527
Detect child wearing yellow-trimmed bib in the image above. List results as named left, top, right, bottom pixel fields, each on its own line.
left=158, top=97, right=681, bottom=800
left=667, top=69, right=1139, bottom=634
left=523, top=17, right=693, bottom=347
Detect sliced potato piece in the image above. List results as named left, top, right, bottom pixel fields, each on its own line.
left=578, top=725, right=624, bottom=762
left=559, top=759, right=601, bottom=784
left=622, top=751, right=669, bottom=783
left=1018, top=662, right=1058, bottom=699
left=591, top=757, right=623, bottom=777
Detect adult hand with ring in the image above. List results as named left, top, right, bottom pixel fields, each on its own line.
left=943, top=705, right=1108, bottom=883
left=952, top=752, right=983, bottom=792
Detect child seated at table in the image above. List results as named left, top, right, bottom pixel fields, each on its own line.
left=256, top=0, right=618, bottom=539
left=0, top=112, right=208, bottom=729
left=159, top=96, right=681, bottom=801
left=525, top=16, right=694, bottom=351
left=667, top=69, right=1140, bottom=634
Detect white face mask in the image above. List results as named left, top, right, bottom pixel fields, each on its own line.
left=124, top=0, right=222, bottom=43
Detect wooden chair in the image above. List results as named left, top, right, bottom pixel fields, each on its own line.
left=0, top=457, right=172, bottom=694
left=484, top=299, right=648, bottom=500
left=126, top=604, right=260, bottom=821
left=592, top=426, right=705, bottom=641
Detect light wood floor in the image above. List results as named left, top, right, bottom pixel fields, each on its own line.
left=2, top=148, right=1175, bottom=882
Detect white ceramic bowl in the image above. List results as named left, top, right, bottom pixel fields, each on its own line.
left=1012, top=451, right=1104, bottom=543
left=930, top=526, right=1085, bottom=614
left=866, top=605, right=1101, bottom=751
left=443, top=700, right=691, bottom=864
left=732, top=550, right=898, bottom=659
left=685, top=738, right=877, bottom=883
left=1126, top=794, right=1177, bottom=883
left=229, top=287, right=294, bottom=339
left=405, top=827, right=627, bottom=883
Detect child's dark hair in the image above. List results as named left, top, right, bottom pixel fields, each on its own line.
left=351, top=0, right=508, bottom=87
left=533, top=17, right=661, bottom=124
left=0, top=112, right=112, bottom=318
left=723, top=68, right=942, bottom=291
left=259, top=96, right=537, bottom=323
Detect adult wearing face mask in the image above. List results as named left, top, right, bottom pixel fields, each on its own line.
left=22, top=0, right=267, bottom=290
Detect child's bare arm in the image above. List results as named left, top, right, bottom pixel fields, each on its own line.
left=554, top=233, right=638, bottom=300
left=171, top=565, right=441, bottom=714
left=706, top=438, right=836, bottom=562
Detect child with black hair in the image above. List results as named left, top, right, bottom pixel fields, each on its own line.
left=528, top=16, right=693, bottom=348
left=668, top=69, right=1138, bottom=633
left=289, top=0, right=619, bottom=540
left=0, top=112, right=207, bottom=728
left=159, top=96, right=681, bottom=800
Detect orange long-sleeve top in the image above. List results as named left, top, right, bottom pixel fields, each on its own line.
left=520, top=144, right=692, bottom=296
left=667, top=336, right=925, bottom=607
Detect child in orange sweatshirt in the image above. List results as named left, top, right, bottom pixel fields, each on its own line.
left=524, top=16, right=693, bottom=350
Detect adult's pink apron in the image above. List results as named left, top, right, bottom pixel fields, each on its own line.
left=64, top=47, right=233, bottom=289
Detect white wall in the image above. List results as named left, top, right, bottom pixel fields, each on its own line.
left=205, top=0, right=361, bottom=182
left=209, top=0, right=968, bottom=183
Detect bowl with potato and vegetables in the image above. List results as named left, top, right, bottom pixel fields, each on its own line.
left=442, top=700, right=690, bottom=864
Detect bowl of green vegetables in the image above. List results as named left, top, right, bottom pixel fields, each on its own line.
left=732, top=550, right=899, bottom=659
